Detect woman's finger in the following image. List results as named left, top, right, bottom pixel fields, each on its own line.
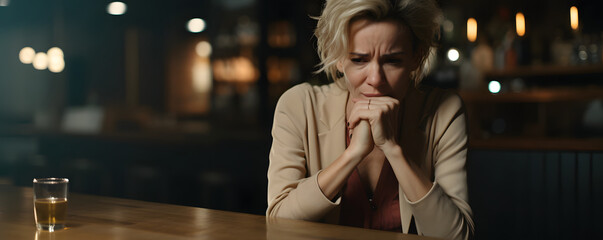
left=352, top=97, right=399, bottom=105
left=348, top=96, right=399, bottom=128
left=348, top=107, right=384, bottom=128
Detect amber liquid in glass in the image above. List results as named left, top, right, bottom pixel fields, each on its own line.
left=34, top=198, right=67, bottom=230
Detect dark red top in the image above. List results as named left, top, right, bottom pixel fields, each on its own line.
left=339, top=127, right=402, bottom=232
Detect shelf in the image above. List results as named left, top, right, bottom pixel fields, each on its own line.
left=469, top=137, right=603, bottom=151
left=485, top=64, right=603, bottom=79
left=459, top=88, right=603, bottom=103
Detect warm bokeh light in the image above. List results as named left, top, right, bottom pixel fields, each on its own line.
left=447, top=48, right=460, bottom=62
left=212, top=57, right=258, bottom=83
left=107, top=2, right=127, bottom=15
left=47, top=47, right=64, bottom=58
left=192, top=60, right=212, bottom=93
left=47, top=47, right=65, bottom=73
left=187, top=18, right=206, bottom=33
left=32, top=52, right=48, bottom=70
left=570, top=6, right=579, bottom=31
left=196, top=41, right=212, bottom=57
left=48, top=58, right=65, bottom=73
left=266, top=56, right=298, bottom=83
left=488, top=81, right=501, bottom=94
left=268, top=21, right=295, bottom=48
left=515, top=12, right=525, bottom=37
left=467, top=18, right=477, bottom=42
left=19, top=47, right=35, bottom=64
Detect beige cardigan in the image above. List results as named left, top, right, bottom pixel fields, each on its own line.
left=267, top=82, right=474, bottom=239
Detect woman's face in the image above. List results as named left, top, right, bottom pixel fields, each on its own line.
left=338, top=19, right=418, bottom=101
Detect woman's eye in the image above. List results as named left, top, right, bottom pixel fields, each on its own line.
left=386, top=58, right=402, bottom=64
left=350, top=58, right=364, bottom=63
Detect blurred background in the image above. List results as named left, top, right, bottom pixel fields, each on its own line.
left=0, top=0, right=602, bottom=239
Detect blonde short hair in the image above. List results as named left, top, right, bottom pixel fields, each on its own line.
left=314, top=0, right=442, bottom=86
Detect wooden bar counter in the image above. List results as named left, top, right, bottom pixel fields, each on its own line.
left=0, top=185, right=438, bottom=240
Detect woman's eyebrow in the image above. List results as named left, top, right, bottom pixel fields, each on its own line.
left=383, top=51, right=405, bottom=57
left=349, top=52, right=369, bottom=57
left=348, top=51, right=406, bottom=57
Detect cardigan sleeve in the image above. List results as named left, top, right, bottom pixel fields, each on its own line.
left=266, top=85, right=340, bottom=221
left=405, top=92, right=475, bottom=240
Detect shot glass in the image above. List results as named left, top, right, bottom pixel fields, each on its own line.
left=33, top=178, right=69, bottom=231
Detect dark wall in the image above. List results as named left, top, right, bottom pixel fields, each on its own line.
left=6, top=131, right=271, bottom=214
left=468, top=150, right=603, bottom=239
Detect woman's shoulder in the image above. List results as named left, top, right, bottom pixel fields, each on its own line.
left=274, top=82, right=347, bottom=127
left=278, top=83, right=313, bottom=101
left=277, top=82, right=345, bottom=106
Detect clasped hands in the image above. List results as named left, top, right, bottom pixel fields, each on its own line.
left=347, top=96, right=401, bottom=158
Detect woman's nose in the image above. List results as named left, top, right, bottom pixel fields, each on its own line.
left=366, top=61, right=385, bottom=87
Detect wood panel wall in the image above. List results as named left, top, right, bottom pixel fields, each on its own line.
left=467, top=150, right=603, bottom=239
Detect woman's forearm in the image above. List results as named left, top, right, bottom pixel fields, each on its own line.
left=316, top=149, right=363, bottom=201
left=382, top=143, right=433, bottom=202
left=318, top=120, right=373, bottom=200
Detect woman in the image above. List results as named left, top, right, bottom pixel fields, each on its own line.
left=267, top=0, right=474, bottom=239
